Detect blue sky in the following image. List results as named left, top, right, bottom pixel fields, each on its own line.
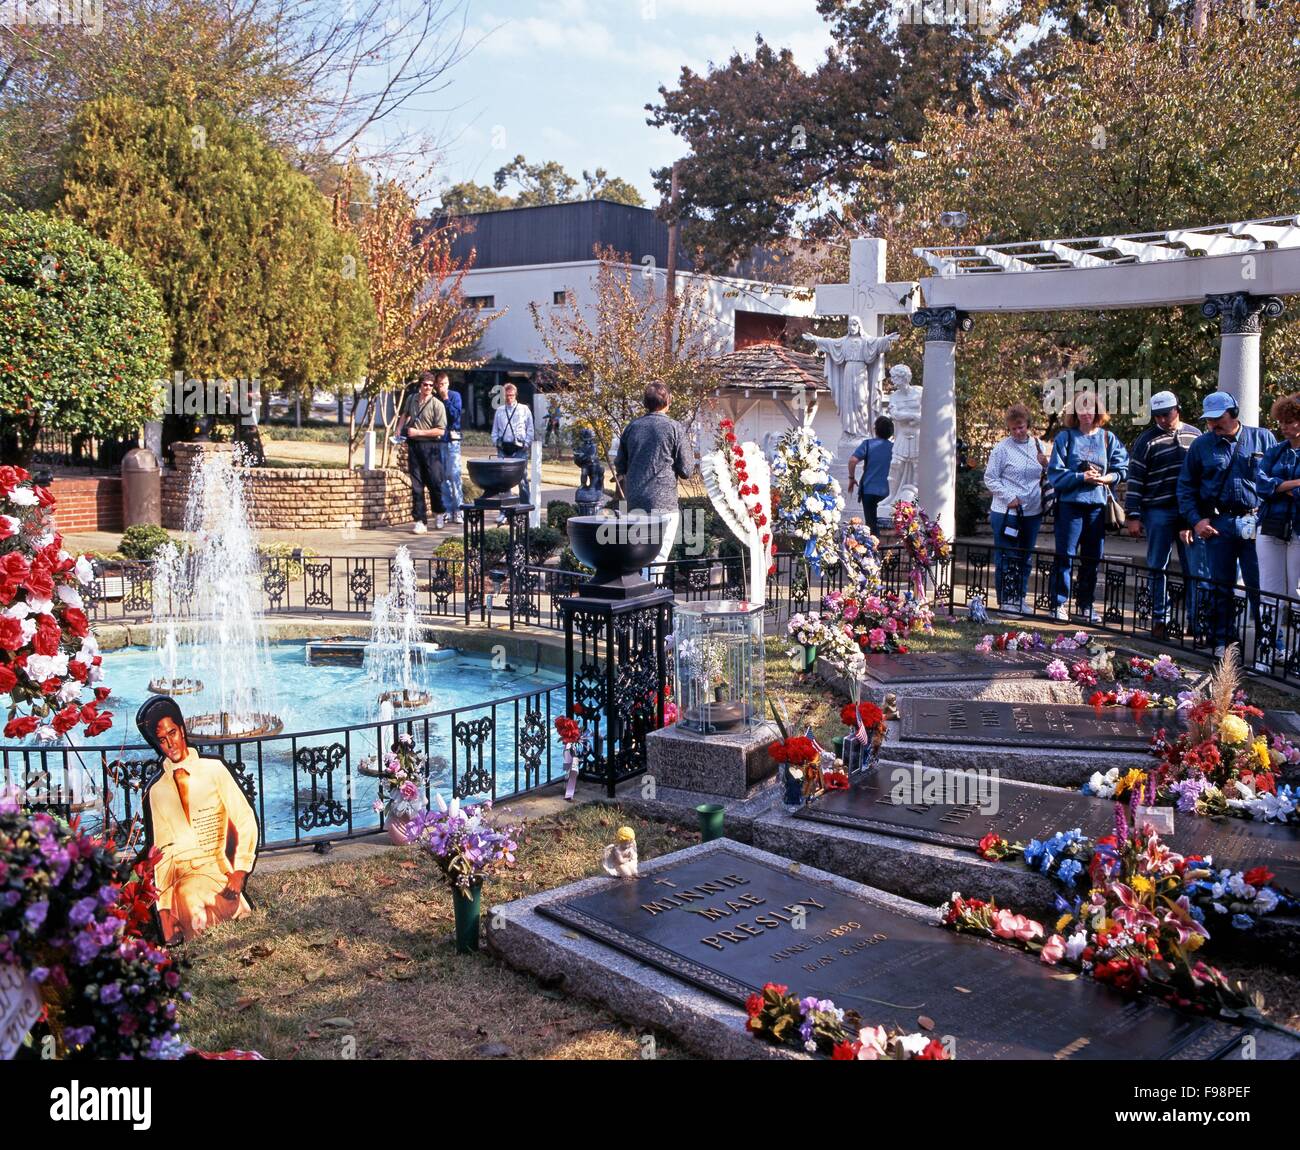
left=402, top=0, right=835, bottom=207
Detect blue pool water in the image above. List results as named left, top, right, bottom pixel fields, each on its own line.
left=34, top=642, right=564, bottom=846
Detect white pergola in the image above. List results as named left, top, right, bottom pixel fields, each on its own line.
left=813, top=217, right=1300, bottom=538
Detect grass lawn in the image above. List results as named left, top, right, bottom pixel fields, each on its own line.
left=178, top=804, right=699, bottom=1060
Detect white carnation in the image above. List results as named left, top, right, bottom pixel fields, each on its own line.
left=18, top=619, right=35, bottom=645
left=7, top=487, right=37, bottom=507
left=25, top=653, right=68, bottom=681
left=75, top=555, right=94, bottom=585
left=33, top=725, right=61, bottom=745
left=26, top=596, right=53, bottom=616
left=5, top=601, right=29, bottom=619
left=56, top=584, right=83, bottom=610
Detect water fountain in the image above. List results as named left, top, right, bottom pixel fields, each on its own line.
left=157, top=448, right=283, bottom=739
left=363, top=545, right=432, bottom=711
left=147, top=542, right=203, bottom=696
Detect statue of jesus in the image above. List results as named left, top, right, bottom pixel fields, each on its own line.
left=803, top=317, right=900, bottom=438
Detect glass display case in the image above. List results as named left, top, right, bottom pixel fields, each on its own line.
left=673, top=600, right=766, bottom=735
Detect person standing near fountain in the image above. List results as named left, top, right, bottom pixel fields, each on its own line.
left=136, top=696, right=259, bottom=944
left=615, top=381, right=695, bottom=567
left=396, top=372, right=448, bottom=534
left=436, top=373, right=465, bottom=525
left=491, top=381, right=534, bottom=524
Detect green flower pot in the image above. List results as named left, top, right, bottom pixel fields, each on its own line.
left=452, top=881, right=482, bottom=954
left=696, top=803, right=725, bottom=842
left=802, top=644, right=818, bottom=671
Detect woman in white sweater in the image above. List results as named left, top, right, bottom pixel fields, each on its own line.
left=982, top=403, right=1049, bottom=612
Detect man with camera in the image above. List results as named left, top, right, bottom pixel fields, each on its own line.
left=1176, top=391, right=1276, bottom=656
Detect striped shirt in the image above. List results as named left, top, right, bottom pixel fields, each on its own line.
left=1124, top=421, right=1198, bottom=515
left=982, top=435, right=1047, bottom=515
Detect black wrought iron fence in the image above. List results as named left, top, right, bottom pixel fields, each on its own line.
left=4, top=683, right=563, bottom=851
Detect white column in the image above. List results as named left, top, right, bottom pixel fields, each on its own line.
left=912, top=308, right=971, bottom=542
left=530, top=393, right=546, bottom=528
left=1202, top=293, right=1284, bottom=428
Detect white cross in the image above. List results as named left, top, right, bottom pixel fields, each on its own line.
left=813, top=238, right=919, bottom=330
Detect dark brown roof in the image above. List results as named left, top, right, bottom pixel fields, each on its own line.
left=711, top=342, right=827, bottom=393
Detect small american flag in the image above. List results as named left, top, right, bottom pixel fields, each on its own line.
left=854, top=709, right=871, bottom=746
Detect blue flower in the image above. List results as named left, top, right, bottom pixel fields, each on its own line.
left=1022, top=839, right=1046, bottom=867
left=1231, top=914, right=1254, bottom=931
left=1057, top=859, right=1084, bottom=888
left=1189, top=905, right=1205, bottom=923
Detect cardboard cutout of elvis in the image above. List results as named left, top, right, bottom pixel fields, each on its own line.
left=136, top=697, right=259, bottom=944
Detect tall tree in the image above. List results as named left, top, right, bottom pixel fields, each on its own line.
left=0, top=210, right=170, bottom=463
left=440, top=155, right=644, bottom=214
left=337, top=174, right=497, bottom=460
left=851, top=4, right=1300, bottom=440
left=0, top=0, right=475, bottom=205
left=56, top=97, right=374, bottom=402
left=530, top=247, right=724, bottom=460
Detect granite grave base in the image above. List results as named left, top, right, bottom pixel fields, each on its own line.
left=817, top=652, right=1085, bottom=706
left=753, top=760, right=1300, bottom=966
left=646, top=719, right=780, bottom=800
left=487, top=839, right=1300, bottom=1060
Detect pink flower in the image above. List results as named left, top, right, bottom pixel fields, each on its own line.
left=1045, top=658, right=1069, bottom=681
left=1040, top=934, right=1066, bottom=964
left=399, top=780, right=418, bottom=801
left=868, top=628, right=886, bottom=649
left=992, top=908, right=1044, bottom=943
left=842, top=602, right=859, bottom=621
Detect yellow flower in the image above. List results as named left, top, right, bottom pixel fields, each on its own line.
left=1114, top=768, right=1147, bottom=797
left=1184, top=933, right=1205, bottom=952
left=1219, top=714, right=1250, bottom=745
left=1055, top=912, right=1074, bottom=933
left=1253, top=737, right=1272, bottom=768
left=1131, top=875, right=1155, bottom=897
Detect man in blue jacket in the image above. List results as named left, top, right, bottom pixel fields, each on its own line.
left=436, top=373, right=464, bottom=525
left=1176, top=391, right=1276, bottom=655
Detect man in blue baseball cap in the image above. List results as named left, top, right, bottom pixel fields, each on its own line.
left=1125, top=390, right=1205, bottom=638
left=1176, top=390, right=1276, bottom=655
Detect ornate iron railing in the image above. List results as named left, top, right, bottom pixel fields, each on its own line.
left=3, top=682, right=563, bottom=851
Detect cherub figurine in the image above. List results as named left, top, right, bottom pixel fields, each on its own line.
left=602, top=826, right=639, bottom=878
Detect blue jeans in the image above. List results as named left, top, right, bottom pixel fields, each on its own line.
left=1142, top=505, right=1208, bottom=624
left=440, top=438, right=463, bottom=513
left=860, top=494, right=883, bottom=533
left=990, top=509, right=1042, bottom=607
left=1052, top=501, right=1106, bottom=611
left=1203, top=515, right=1261, bottom=645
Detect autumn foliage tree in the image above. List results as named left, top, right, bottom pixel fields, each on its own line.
left=850, top=5, right=1300, bottom=444
left=336, top=175, right=497, bottom=460
left=530, top=247, right=725, bottom=462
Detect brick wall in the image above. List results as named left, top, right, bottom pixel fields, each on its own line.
left=51, top=476, right=124, bottom=533
left=161, top=442, right=412, bottom=530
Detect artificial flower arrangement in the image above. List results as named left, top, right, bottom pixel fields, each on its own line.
left=0, top=790, right=188, bottom=1059
left=839, top=700, right=886, bottom=768
left=362, top=732, right=429, bottom=824
left=784, top=610, right=860, bottom=672
left=555, top=714, right=589, bottom=801
left=746, top=981, right=951, bottom=1060
left=948, top=804, right=1273, bottom=1021
left=410, top=795, right=521, bottom=893
left=976, top=629, right=1091, bottom=655
left=1139, top=647, right=1300, bottom=824
left=713, top=418, right=774, bottom=576
left=892, top=500, right=950, bottom=596
left=769, top=424, right=844, bottom=576
left=840, top=516, right=883, bottom=594
left=0, top=465, right=112, bottom=743
left=820, top=587, right=933, bottom=656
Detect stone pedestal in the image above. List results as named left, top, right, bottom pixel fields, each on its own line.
left=646, top=719, right=779, bottom=800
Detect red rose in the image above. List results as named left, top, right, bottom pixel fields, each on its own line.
left=0, top=664, right=13, bottom=693
left=32, top=614, right=60, bottom=657
left=94, top=686, right=111, bottom=702
left=67, top=658, right=88, bottom=682
left=51, top=704, right=80, bottom=734
left=3, top=714, right=38, bottom=738
left=745, top=993, right=763, bottom=1017
left=85, top=711, right=113, bottom=737
left=35, top=485, right=56, bottom=509
left=832, top=1041, right=859, bottom=1060
left=61, top=607, right=88, bottom=638
left=0, top=466, right=17, bottom=496
left=23, top=561, right=54, bottom=601
left=0, top=615, right=24, bottom=652
left=1244, top=866, right=1275, bottom=888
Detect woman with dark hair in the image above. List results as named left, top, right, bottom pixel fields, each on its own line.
left=1046, top=392, right=1128, bottom=623
left=1256, top=392, right=1300, bottom=599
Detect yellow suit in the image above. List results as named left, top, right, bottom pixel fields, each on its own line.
left=148, top=748, right=259, bottom=942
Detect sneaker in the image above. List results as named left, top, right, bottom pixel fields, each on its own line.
left=412, top=521, right=427, bottom=535
left=453, top=513, right=464, bottom=525
left=435, top=513, right=447, bottom=529
left=1083, top=608, right=1100, bottom=624
left=1053, top=605, right=1068, bottom=622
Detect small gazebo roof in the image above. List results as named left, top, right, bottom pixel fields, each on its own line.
left=711, top=341, right=827, bottom=394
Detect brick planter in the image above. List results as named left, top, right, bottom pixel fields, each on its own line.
left=50, top=476, right=124, bottom=533
left=161, top=442, right=412, bottom=530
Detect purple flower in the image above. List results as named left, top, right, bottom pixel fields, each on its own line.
left=30, top=965, right=49, bottom=983
left=100, top=982, right=123, bottom=1004
left=24, top=901, right=48, bottom=930
left=68, top=896, right=98, bottom=927
left=63, top=1026, right=94, bottom=1046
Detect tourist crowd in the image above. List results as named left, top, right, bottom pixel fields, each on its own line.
left=981, top=388, right=1300, bottom=657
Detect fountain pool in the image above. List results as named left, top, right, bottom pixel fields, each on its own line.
left=32, top=641, right=564, bottom=846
